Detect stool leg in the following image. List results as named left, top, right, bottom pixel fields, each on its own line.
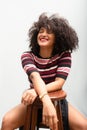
left=31, top=106, right=39, bottom=130
left=19, top=126, right=23, bottom=130
left=55, top=101, right=64, bottom=130
left=23, top=105, right=32, bottom=130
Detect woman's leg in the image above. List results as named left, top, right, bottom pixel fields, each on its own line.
left=1, top=103, right=27, bottom=130
left=68, top=103, right=87, bottom=130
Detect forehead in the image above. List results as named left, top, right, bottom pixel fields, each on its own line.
left=40, top=25, right=50, bottom=29
left=39, top=27, right=54, bottom=35
left=39, top=25, right=54, bottom=33
left=39, top=20, right=52, bottom=29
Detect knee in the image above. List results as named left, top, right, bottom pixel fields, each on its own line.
left=81, top=118, right=87, bottom=130
left=1, top=113, right=13, bottom=129
left=84, top=119, right=87, bottom=130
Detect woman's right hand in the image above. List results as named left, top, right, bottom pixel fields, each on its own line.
left=42, top=95, right=58, bottom=130
left=21, top=89, right=37, bottom=105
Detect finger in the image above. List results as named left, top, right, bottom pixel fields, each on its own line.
left=48, top=116, right=53, bottom=129
left=22, top=93, right=29, bottom=105
left=28, top=96, right=33, bottom=104
left=42, top=114, right=45, bottom=125
left=52, top=116, right=58, bottom=130
left=23, top=92, right=28, bottom=98
left=25, top=95, right=34, bottom=105
left=45, top=116, right=49, bottom=126
left=21, top=92, right=28, bottom=102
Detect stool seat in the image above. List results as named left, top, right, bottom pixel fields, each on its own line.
left=23, top=89, right=67, bottom=130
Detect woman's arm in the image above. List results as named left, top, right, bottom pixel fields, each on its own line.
left=46, top=77, right=65, bottom=92
left=30, top=71, right=47, bottom=96
left=21, top=76, right=65, bottom=106
left=30, top=71, right=58, bottom=130
left=30, top=72, right=65, bottom=98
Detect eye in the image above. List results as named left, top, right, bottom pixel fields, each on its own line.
left=39, top=27, right=53, bottom=34
left=47, top=29, right=53, bottom=34
left=39, top=28, right=44, bottom=33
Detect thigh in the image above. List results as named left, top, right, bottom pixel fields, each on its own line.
left=3, top=103, right=27, bottom=128
left=68, top=103, right=86, bottom=130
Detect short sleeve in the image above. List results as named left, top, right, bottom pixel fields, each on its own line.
left=56, top=51, right=72, bottom=80
left=21, top=52, right=39, bottom=76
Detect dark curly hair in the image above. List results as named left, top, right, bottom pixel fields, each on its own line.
left=28, top=12, right=79, bottom=55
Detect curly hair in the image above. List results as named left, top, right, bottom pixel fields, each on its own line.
left=28, top=12, right=79, bottom=55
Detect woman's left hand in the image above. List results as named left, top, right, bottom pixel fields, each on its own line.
left=42, top=95, right=58, bottom=130
left=21, top=89, right=37, bottom=105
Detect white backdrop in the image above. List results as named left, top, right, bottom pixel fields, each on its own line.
left=0, top=0, right=87, bottom=128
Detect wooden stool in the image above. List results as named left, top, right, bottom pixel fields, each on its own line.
left=22, top=90, right=66, bottom=130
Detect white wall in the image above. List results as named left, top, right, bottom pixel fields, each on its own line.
left=0, top=0, right=87, bottom=127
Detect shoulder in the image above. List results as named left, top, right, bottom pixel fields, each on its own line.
left=21, top=51, right=35, bottom=59
left=52, top=51, right=71, bottom=60
left=59, top=51, right=71, bottom=58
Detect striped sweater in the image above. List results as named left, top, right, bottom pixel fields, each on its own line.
left=21, top=51, right=71, bottom=87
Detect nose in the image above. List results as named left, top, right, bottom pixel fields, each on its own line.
left=42, top=30, right=48, bottom=36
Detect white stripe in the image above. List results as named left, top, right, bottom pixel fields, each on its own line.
left=37, top=65, right=58, bottom=72
left=42, top=73, right=56, bottom=78
left=57, top=67, right=70, bottom=73
left=24, top=64, right=36, bottom=71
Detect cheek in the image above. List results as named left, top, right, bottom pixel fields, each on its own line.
left=37, top=35, right=39, bottom=43
left=51, top=36, right=55, bottom=44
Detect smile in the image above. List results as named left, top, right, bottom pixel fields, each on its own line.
left=39, top=37, right=49, bottom=42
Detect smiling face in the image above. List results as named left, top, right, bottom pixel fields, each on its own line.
left=37, top=27, right=55, bottom=49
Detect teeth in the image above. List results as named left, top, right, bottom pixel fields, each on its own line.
left=40, top=37, right=48, bottom=40
left=41, top=38, right=48, bottom=41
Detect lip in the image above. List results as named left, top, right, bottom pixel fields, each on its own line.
left=39, top=37, right=49, bottom=42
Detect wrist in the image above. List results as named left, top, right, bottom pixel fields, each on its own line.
left=40, top=93, right=51, bottom=103
left=39, top=92, right=48, bottom=100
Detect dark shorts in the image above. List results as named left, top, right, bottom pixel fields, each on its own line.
left=37, top=99, right=70, bottom=130
left=60, top=99, right=70, bottom=130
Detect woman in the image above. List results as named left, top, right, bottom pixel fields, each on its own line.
left=1, top=13, right=87, bottom=130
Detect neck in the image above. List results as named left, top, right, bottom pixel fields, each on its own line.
left=39, top=48, right=52, bottom=58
